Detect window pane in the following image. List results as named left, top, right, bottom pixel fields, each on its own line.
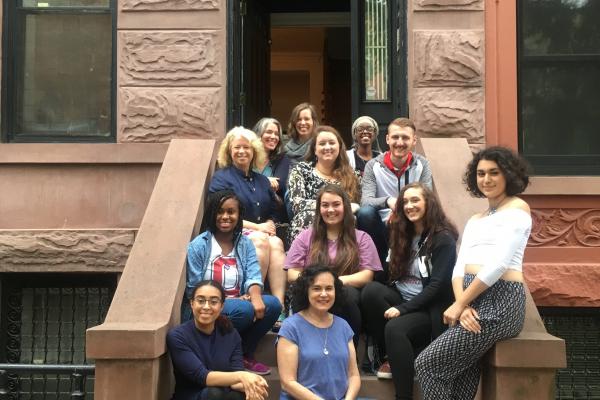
left=22, top=0, right=109, bottom=7
left=520, top=63, right=600, bottom=156
left=15, top=13, right=112, bottom=138
left=522, top=0, right=600, bottom=55
left=364, top=0, right=389, bottom=101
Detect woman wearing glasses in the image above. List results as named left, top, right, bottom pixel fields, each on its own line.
left=346, top=116, right=381, bottom=175
left=168, top=280, right=269, bottom=400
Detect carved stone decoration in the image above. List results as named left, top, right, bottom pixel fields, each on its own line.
left=413, top=0, right=483, bottom=11
left=413, top=87, right=484, bottom=142
left=120, top=31, right=221, bottom=87
left=121, top=0, right=219, bottom=11
left=529, top=209, right=600, bottom=247
left=119, top=87, right=220, bottom=142
left=414, top=31, right=483, bottom=87
left=0, top=230, right=135, bottom=272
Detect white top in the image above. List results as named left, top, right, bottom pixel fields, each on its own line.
left=452, top=208, right=532, bottom=286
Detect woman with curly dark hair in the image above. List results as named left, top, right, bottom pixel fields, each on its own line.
left=277, top=265, right=361, bottom=400
left=415, top=146, right=532, bottom=400
left=360, top=183, right=458, bottom=400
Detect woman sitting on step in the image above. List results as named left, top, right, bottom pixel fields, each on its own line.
left=183, top=190, right=282, bottom=376
left=168, top=280, right=268, bottom=400
left=285, top=184, right=382, bottom=345
left=277, top=265, right=361, bottom=400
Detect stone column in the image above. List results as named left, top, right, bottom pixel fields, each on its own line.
left=117, top=0, right=226, bottom=143
left=408, top=0, right=485, bottom=150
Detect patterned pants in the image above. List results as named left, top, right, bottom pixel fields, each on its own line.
left=415, top=274, right=526, bottom=400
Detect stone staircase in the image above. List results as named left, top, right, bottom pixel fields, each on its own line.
left=255, top=331, right=407, bottom=399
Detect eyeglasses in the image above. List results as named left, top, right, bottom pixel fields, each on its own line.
left=193, top=297, right=222, bottom=307
left=356, top=126, right=375, bottom=134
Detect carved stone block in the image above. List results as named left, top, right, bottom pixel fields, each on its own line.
left=530, top=209, right=600, bottom=247
left=526, top=264, right=600, bottom=307
left=119, top=87, right=221, bottom=142
left=120, top=31, right=221, bottom=87
left=414, top=30, right=483, bottom=87
left=121, top=0, right=219, bottom=11
left=0, top=230, right=135, bottom=272
left=413, top=87, right=484, bottom=142
left=413, top=0, right=483, bottom=11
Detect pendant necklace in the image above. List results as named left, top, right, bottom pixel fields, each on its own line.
left=488, top=197, right=508, bottom=216
left=323, top=326, right=330, bottom=355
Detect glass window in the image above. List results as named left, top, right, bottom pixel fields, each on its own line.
left=4, top=1, right=114, bottom=142
left=518, top=0, right=600, bottom=175
left=363, top=0, right=390, bottom=102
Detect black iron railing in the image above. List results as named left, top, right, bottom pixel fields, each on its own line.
left=0, top=364, right=95, bottom=399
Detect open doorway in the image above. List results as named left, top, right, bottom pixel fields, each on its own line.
left=228, top=0, right=406, bottom=147
left=270, top=25, right=352, bottom=144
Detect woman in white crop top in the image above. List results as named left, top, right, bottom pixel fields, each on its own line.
left=415, top=146, right=532, bottom=400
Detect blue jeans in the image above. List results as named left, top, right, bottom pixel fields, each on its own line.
left=222, top=295, right=281, bottom=357
left=356, top=205, right=389, bottom=271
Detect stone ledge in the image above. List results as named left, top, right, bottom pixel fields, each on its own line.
left=0, top=230, right=135, bottom=273
left=525, top=263, right=600, bottom=307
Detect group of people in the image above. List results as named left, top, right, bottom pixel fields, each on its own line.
left=166, top=102, right=533, bottom=400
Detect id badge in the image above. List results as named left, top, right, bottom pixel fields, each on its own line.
left=418, top=256, right=429, bottom=278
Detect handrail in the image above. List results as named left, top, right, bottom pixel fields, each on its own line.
left=86, top=139, right=216, bottom=399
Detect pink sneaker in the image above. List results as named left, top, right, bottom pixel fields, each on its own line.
left=243, top=357, right=271, bottom=375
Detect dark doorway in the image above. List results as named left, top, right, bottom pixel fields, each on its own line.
left=228, top=0, right=407, bottom=147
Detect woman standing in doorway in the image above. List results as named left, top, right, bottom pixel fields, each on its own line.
left=283, top=103, right=319, bottom=165
left=415, top=146, right=531, bottom=400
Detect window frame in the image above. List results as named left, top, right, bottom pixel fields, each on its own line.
left=516, top=0, right=600, bottom=175
left=1, top=0, right=117, bottom=143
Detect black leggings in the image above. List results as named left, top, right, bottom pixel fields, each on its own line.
left=361, top=281, right=431, bottom=400
left=201, top=387, right=246, bottom=400
left=331, top=285, right=362, bottom=347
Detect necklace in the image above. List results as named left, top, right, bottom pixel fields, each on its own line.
left=488, top=197, right=508, bottom=216
left=323, top=326, right=330, bottom=355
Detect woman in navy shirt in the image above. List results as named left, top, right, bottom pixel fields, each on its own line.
left=168, top=280, right=268, bottom=400
left=209, top=127, right=287, bottom=317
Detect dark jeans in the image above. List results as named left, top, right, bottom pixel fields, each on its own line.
left=356, top=206, right=389, bottom=276
left=201, top=387, right=245, bottom=400
left=222, top=295, right=282, bottom=357
left=361, top=281, right=431, bottom=400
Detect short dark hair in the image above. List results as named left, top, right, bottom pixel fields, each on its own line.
left=189, top=280, right=233, bottom=334
left=464, top=146, right=530, bottom=197
left=201, top=190, right=244, bottom=237
left=291, top=264, right=345, bottom=313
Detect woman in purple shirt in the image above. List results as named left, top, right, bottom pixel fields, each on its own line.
left=285, top=184, right=382, bottom=343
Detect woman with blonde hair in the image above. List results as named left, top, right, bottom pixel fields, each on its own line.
left=209, top=127, right=287, bottom=320
left=286, top=125, right=361, bottom=244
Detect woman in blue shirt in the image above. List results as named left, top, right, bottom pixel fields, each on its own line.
left=277, top=265, right=361, bottom=400
left=185, top=190, right=281, bottom=375
left=209, top=127, right=287, bottom=318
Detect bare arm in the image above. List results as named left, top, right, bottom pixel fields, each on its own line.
left=344, top=341, right=361, bottom=400
left=287, top=267, right=303, bottom=283
left=339, top=270, right=374, bottom=288
left=277, top=337, right=323, bottom=400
